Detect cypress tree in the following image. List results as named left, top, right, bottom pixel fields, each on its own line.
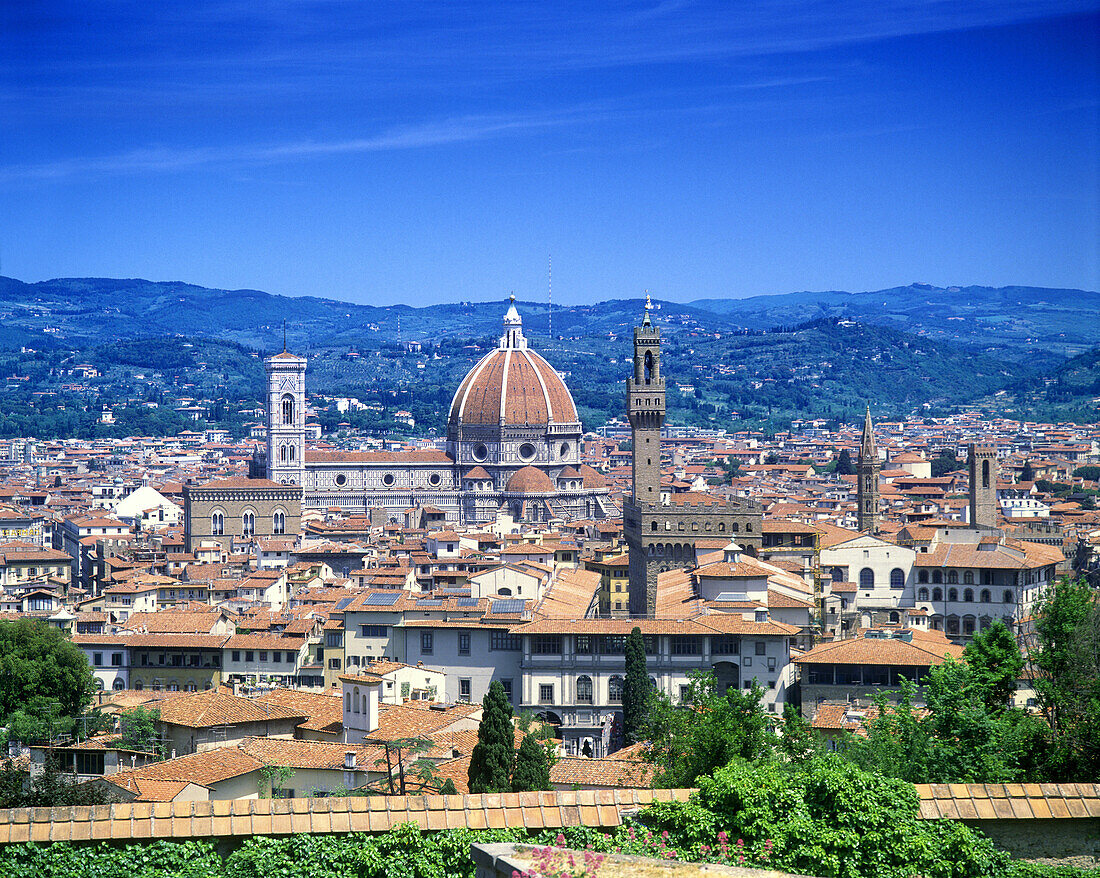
left=622, top=626, right=649, bottom=745
left=467, top=681, right=515, bottom=793
left=511, top=734, right=551, bottom=791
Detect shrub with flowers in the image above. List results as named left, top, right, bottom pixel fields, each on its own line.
left=513, top=834, right=607, bottom=878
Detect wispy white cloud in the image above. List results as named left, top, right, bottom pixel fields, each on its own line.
left=0, top=113, right=569, bottom=183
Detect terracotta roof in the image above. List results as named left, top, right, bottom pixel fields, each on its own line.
left=551, top=757, right=656, bottom=788
left=0, top=788, right=691, bottom=845
left=449, top=347, right=579, bottom=428
left=191, top=477, right=287, bottom=490
left=505, top=467, right=556, bottom=494
left=157, top=690, right=308, bottom=728
left=305, top=450, right=453, bottom=464
left=794, top=630, right=963, bottom=667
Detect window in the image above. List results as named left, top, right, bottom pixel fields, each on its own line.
left=282, top=394, right=295, bottom=425
left=679, top=685, right=692, bottom=703
left=601, top=635, right=626, bottom=655
left=918, top=587, right=929, bottom=601
left=245, top=651, right=254, bottom=662
left=947, top=569, right=958, bottom=584
left=963, top=588, right=974, bottom=603
left=576, top=675, right=593, bottom=703
left=859, top=568, right=874, bottom=589
left=671, top=636, right=699, bottom=655
left=932, top=570, right=943, bottom=584
left=933, top=587, right=943, bottom=601
left=361, top=625, right=388, bottom=638
left=964, top=570, right=974, bottom=585
left=608, top=675, right=624, bottom=703
left=712, top=635, right=739, bottom=655
left=500, top=679, right=513, bottom=703
left=531, top=635, right=562, bottom=655
left=1003, top=590, right=1014, bottom=604
left=890, top=568, right=904, bottom=589
left=918, top=570, right=928, bottom=583
left=93, top=652, right=102, bottom=667
left=575, top=635, right=592, bottom=654
left=420, top=632, right=434, bottom=654
left=459, top=679, right=471, bottom=701
left=489, top=631, right=521, bottom=651
left=211, top=511, right=224, bottom=536
left=286, top=651, right=295, bottom=663
left=948, top=588, right=958, bottom=602
left=272, top=651, right=281, bottom=663
left=273, top=510, right=285, bottom=535
left=259, top=651, right=267, bottom=662
left=328, top=657, right=341, bottom=669
left=963, top=616, right=976, bottom=636
left=755, top=641, right=767, bottom=656
left=242, top=511, right=255, bottom=537
left=458, top=633, right=471, bottom=655
left=232, top=649, right=241, bottom=662
left=539, top=684, right=554, bottom=704
left=111, top=653, right=122, bottom=667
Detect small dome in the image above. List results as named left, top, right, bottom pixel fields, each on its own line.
left=580, top=464, right=607, bottom=489
left=506, top=466, right=555, bottom=494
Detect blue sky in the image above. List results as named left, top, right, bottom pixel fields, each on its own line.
left=1, top=1, right=1097, bottom=305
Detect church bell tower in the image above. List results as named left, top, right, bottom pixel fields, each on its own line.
left=265, top=347, right=307, bottom=486
left=857, top=404, right=880, bottom=534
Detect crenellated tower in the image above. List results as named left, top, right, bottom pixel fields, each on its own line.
left=856, top=404, right=880, bottom=534
left=968, top=444, right=998, bottom=529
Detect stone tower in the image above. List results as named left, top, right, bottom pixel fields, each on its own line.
left=625, top=296, right=666, bottom=617
left=856, top=405, right=880, bottom=534
left=623, top=295, right=764, bottom=618
left=265, top=348, right=308, bottom=486
left=968, top=444, right=998, bottom=529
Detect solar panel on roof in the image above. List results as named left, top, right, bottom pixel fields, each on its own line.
left=456, top=598, right=479, bottom=607
left=491, top=598, right=526, bottom=615
left=334, top=597, right=353, bottom=611
left=364, top=592, right=401, bottom=606
left=714, top=591, right=748, bottom=602
left=417, top=599, right=443, bottom=607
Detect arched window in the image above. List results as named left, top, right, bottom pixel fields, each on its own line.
left=113, top=678, right=125, bottom=691
left=211, top=511, right=224, bottom=536
left=608, top=675, right=624, bottom=703
left=242, top=511, right=255, bottom=537
left=345, top=692, right=351, bottom=711
left=282, top=394, right=295, bottom=425
left=963, top=588, right=974, bottom=603
left=859, top=568, right=874, bottom=589
left=932, top=587, right=943, bottom=602
left=948, top=588, right=958, bottom=602
left=279, top=444, right=287, bottom=462
left=644, top=351, right=654, bottom=384
left=289, top=445, right=295, bottom=461
left=964, top=570, right=974, bottom=585
left=353, top=687, right=360, bottom=713
left=980, top=589, right=991, bottom=603
left=273, top=510, right=285, bottom=535
left=831, top=567, right=844, bottom=583
left=947, top=569, right=958, bottom=584
left=932, top=570, right=943, bottom=584
left=889, top=611, right=899, bottom=623
left=1003, top=590, right=1014, bottom=604
left=362, top=695, right=367, bottom=714
left=963, top=615, right=976, bottom=636
left=982, top=459, right=990, bottom=488
left=918, top=570, right=929, bottom=583
left=890, top=568, right=904, bottom=589
left=918, top=587, right=929, bottom=601
left=577, top=675, right=593, bottom=703
left=946, top=615, right=960, bottom=636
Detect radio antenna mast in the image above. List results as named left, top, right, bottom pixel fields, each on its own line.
left=548, top=254, right=552, bottom=340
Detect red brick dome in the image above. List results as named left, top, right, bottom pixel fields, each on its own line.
left=506, top=466, right=556, bottom=494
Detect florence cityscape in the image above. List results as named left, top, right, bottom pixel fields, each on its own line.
left=0, top=2, right=1098, bottom=876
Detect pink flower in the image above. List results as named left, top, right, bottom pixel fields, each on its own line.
left=716, top=831, right=728, bottom=844
left=557, top=833, right=566, bottom=847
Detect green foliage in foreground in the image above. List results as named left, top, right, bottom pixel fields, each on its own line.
left=0, top=800, right=1095, bottom=878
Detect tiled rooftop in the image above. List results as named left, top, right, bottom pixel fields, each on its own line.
left=916, top=782, right=1100, bottom=820
left=0, top=788, right=689, bottom=845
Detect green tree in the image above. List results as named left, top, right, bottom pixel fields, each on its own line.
left=835, top=448, right=855, bottom=476
left=468, top=681, right=514, bottom=793
left=931, top=450, right=959, bottom=478
left=438, top=777, right=458, bottom=795
left=511, top=734, right=551, bottom=792
left=0, top=619, right=94, bottom=739
left=963, top=620, right=1023, bottom=713
left=1073, top=465, right=1100, bottom=482
left=642, top=671, right=772, bottom=788
left=842, top=680, right=931, bottom=782
left=1028, top=577, right=1100, bottom=778
left=1021, top=459, right=1036, bottom=482
left=621, top=626, right=649, bottom=746
left=778, top=703, right=817, bottom=762
left=117, top=706, right=163, bottom=757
